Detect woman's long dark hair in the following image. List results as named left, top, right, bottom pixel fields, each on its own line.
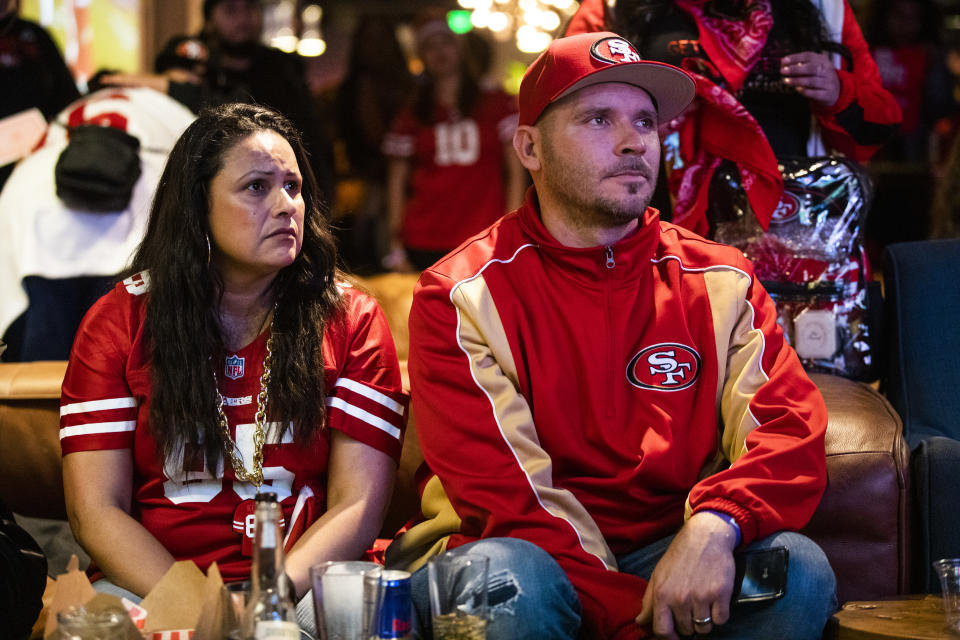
left=128, top=103, right=342, bottom=471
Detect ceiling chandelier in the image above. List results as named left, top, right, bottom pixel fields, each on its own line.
left=456, top=0, right=578, bottom=53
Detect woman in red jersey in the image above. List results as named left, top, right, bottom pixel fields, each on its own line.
left=382, top=13, right=527, bottom=272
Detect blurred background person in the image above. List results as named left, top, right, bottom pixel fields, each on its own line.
left=0, top=0, right=79, bottom=192
left=382, top=12, right=526, bottom=272
left=864, top=0, right=944, bottom=252
left=334, top=16, right=412, bottom=274
left=60, top=104, right=406, bottom=636
left=0, top=85, right=196, bottom=362
left=867, top=0, right=942, bottom=164
left=925, top=27, right=960, bottom=175
left=103, top=0, right=335, bottom=203
left=929, top=125, right=960, bottom=239
left=566, top=0, right=901, bottom=236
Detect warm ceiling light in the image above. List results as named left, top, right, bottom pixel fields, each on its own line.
left=471, top=10, right=491, bottom=28
left=488, top=12, right=510, bottom=32
left=271, top=28, right=298, bottom=53
left=463, top=0, right=576, bottom=52
left=297, top=37, right=326, bottom=57
left=539, top=9, right=560, bottom=30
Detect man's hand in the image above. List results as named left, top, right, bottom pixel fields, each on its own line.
left=635, top=512, right=738, bottom=639
left=780, top=52, right=842, bottom=108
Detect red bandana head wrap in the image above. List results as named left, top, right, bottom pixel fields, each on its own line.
left=675, top=0, right=774, bottom=93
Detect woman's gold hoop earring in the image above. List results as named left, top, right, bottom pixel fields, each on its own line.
left=206, top=234, right=212, bottom=265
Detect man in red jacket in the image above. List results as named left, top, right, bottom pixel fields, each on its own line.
left=387, top=32, right=836, bottom=640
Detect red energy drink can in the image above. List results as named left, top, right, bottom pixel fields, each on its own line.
left=377, top=569, right=412, bottom=639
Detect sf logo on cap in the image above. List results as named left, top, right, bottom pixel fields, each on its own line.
left=591, top=37, right=642, bottom=65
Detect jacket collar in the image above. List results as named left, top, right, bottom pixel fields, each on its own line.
left=516, top=187, right=662, bottom=283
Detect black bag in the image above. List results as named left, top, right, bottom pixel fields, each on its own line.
left=55, top=124, right=142, bottom=212
left=709, top=156, right=879, bottom=381
left=0, top=501, right=47, bottom=640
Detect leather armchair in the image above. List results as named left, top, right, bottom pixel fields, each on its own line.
left=882, top=238, right=960, bottom=593
left=0, top=273, right=909, bottom=607
left=803, top=373, right=910, bottom=604
left=0, top=361, right=67, bottom=520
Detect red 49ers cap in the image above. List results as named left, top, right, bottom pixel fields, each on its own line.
left=518, top=32, right=696, bottom=126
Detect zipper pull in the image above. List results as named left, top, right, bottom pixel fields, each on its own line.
left=605, top=246, right=615, bottom=269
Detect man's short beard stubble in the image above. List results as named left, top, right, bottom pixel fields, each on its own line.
left=540, top=128, right=658, bottom=231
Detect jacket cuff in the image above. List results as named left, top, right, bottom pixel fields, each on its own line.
left=701, top=510, right=742, bottom=547
left=691, top=498, right=756, bottom=547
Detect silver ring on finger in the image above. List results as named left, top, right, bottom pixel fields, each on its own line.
left=693, top=615, right=713, bottom=625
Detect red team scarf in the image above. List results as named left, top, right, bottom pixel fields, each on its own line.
left=665, top=0, right=784, bottom=233
left=666, top=69, right=783, bottom=235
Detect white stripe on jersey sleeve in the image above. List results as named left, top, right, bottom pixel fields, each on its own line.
left=325, top=397, right=401, bottom=439
left=60, top=397, right=136, bottom=416
left=283, top=485, right=315, bottom=548
left=60, top=420, right=137, bottom=439
left=332, top=378, right=405, bottom=415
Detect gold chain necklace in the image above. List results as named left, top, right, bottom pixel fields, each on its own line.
left=215, top=330, right=273, bottom=488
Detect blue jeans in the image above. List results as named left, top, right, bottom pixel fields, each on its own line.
left=408, top=538, right=581, bottom=640
left=408, top=532, right=837, bottom=640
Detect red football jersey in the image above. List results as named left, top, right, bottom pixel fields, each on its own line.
left=60, top=273, right=407, bottom=581
left=382, top=88, right=518, bottom=252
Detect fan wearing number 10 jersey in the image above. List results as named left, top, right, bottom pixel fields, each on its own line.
left=381, top=12, right=527, bottom=272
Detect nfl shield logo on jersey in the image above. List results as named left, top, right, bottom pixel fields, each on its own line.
left=225, top=355, right=244, bottom=380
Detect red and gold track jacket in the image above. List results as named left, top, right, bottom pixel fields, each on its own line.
left=388, top=191, right=827, bottom=639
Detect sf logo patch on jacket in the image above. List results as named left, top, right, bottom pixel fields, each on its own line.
left=627, top=343, right=701, bottom=391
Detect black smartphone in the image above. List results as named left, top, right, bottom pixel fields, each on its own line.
left=731, top=547, right=788, bottom=604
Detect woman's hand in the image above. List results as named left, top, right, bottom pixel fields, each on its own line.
left=63, top=449, right=176, bottom=596
left=285, top=431, right=397, bottom=598
left=780, top=51, right=841, bottom=108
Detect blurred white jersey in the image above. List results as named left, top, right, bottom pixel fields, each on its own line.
left=0, top=87, right=195, bottom=338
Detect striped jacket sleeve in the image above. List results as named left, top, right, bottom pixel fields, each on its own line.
left=686, top=254, right=828, bottom=543
left=410, top=269, right=648, bottom=640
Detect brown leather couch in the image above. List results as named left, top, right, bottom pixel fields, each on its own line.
left=0, top=360, right=68, bottom=520
left=0, top=273, right=909, bottom=608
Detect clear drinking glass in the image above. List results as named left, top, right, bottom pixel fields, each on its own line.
left=56, top=606, right=126, bottom=640
left=934, top=558, right=960, bottom=635
left=310, top=560, right=382, bottom=640
left=427, top=552, right=489, bottom=640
